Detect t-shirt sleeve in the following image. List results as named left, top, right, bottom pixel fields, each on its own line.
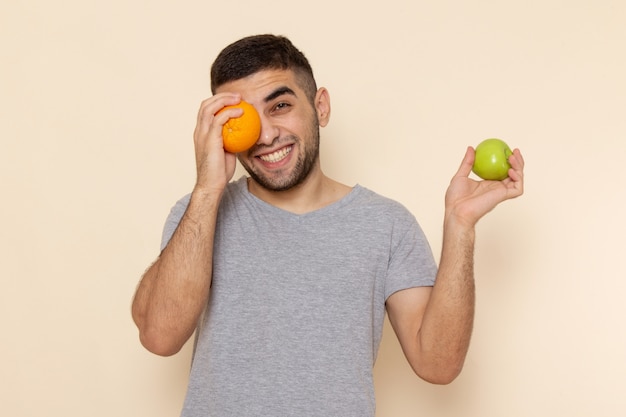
left=384, top=217, right=437, bottom=300
left=160, top=193, right=191, bottom=252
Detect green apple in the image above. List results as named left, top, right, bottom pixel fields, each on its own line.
left=472, top=138, right=513, bottom=180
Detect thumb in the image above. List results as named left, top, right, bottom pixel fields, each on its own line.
left=454, top=146, right=475, bottom=178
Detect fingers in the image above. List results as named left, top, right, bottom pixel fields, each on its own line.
left=505, top=148, right=525, bottom=197
left=192, top=93, right=242, bottom=190
left=194, top=93, right=242, bottom=144
left=507, top=149, right=524, bottom=180
left=453, top=146, right=475, bottom=179
left=508, top=148, right=524, bottom=169
left=515, top=148, right=525, bottom=170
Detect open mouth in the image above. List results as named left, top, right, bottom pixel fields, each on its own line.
left=258, top=145, right=293, bottom=163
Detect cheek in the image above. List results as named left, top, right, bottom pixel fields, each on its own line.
left=292, top=110, right=319, bottom=138
left=237, top=153, right=254, bottom=169
left=266, top=107, right=318, bottom=142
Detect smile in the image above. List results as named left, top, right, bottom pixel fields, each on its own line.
left=258, top=146, right=292, bottom=163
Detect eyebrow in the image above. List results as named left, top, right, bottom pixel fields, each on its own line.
left=264, top=86, right=297, bottom=103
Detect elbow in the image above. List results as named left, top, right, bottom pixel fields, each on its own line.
left=133, top=313, right=185, bottom=357
left=138, top=327, right=185, bottom=357
left=132, top=304, right=185, bottom=357
left=417, top=366, right=463, bottom=385
left=412, top=357, right=466, bottom=385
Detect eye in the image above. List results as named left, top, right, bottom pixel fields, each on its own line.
left=272, top=101, right=291, bottom=113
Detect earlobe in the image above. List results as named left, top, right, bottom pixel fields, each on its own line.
left=315, top=87, right=331, bottom=127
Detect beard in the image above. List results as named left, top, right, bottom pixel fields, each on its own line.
left=239, top=122, right=321, bottom=192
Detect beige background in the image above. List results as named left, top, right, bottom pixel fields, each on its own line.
left=2, top=1, right=625, bottom=416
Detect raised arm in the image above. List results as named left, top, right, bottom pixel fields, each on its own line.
left=131, top=93, right=242, bottom=356
left=387, top=146, right=524, bottom=384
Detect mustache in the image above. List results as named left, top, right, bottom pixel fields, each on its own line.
left=250, top=135, right=298, bottom=153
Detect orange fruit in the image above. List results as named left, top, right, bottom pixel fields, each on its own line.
left=218, top=101, right=261, bottom=153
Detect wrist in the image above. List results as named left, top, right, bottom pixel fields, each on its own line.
left=444, top=207, right=476, bottom=231
left=442, top=212, right=477, bottom=248
left=192, top=179, right=227, bottom=198
left=189, top=184, right=225, bottom=212
left=440, top=215, right=476, bottom=269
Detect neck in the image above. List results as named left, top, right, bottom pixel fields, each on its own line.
left=247, top=168, right=352, bottom=215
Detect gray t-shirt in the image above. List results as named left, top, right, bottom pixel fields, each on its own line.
left=161, top=177, right=437, bottom=417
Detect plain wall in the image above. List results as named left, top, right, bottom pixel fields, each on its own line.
left=2, top=1, right=625, bottom=416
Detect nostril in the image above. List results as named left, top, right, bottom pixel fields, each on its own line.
left=258, top=125, right=280, bottom=145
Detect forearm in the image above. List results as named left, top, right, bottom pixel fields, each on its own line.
left=417, top=217, right=476, bottom=382
left=404, top=147, right=523, bottom=383
left=132, top=189, right=221, bottom=356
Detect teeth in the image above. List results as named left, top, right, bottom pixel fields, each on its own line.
left=259, top=146, right=292, bottom=163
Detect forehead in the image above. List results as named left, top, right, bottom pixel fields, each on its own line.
left=214, top=69, right=303, bottom=102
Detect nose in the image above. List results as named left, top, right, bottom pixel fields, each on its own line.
left=256, top=114, right=279, bottom=146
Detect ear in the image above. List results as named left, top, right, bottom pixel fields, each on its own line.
left=314, top=87, right=331, bottom=127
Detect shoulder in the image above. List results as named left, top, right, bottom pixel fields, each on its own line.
left=351, top=185, right=416, bottom=221
left=170, top=177, right=247, bottom=214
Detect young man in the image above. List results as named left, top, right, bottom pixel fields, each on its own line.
left=132, top=34, right=525, bottom=416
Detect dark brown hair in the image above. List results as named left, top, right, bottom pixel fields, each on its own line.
left=210, top=34, right=317, bottom=103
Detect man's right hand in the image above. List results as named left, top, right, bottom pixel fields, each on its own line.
left=192, top=93, right=243, bottom=194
